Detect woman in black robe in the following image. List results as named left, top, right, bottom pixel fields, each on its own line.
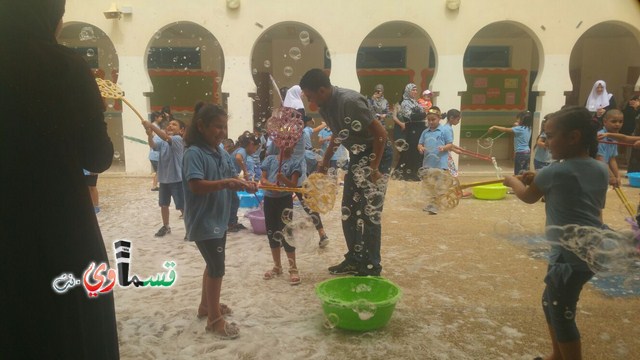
left=393, top=83, right=426, bottom=181
left=0, top=0, right=119, bottom=358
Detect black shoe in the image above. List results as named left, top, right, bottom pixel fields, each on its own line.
left=155, top=225, right=171, bottom=237
left=355, top=263, right=382, bottom=277
left=235, top=223, right=247, bottom=230
left=328, top=260, right=358, bottom=275
left=227, top=224, right=240, bottom=233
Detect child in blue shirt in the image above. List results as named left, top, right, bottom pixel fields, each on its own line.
left=260, top=148, right=304, bottom=285
left=533, top=117, right=553, bottom=170
left=182, top=102, right=257, bottom=339
left=143, top=118, right=186, bottom=237
left=596, top=109, right=624, bottom=187
left=228, top=133, right=260, bottom=232
left=417, top=107, right=453, bottom=214
left=489, top=111, right=533, bottom=175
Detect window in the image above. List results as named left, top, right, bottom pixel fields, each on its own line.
left=463, top=46, right=510, bottom=68
left=147, top=47, right=201, bottom=69
left=357, top=47, right=406, bottom=69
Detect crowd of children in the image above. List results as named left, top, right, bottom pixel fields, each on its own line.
left=132, top=76, right=636, bottom=357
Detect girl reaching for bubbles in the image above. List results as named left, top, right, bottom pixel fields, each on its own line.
left=503, top=106, right=608, bottom=360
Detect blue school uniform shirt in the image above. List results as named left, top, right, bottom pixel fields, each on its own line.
left=534, top=132, right=552, bottom=163
left=597, top=129, right=618, bottom=163
left=303, top=126, right=313, bottom=150
left=442, top=123, right=454, bottom=141
left=182, top=145, right=236, bottom=241
left=319, top=128, right=332, bottom=154
left=231, top=147, right=247, bottom=176
left=418, top=125, right=453, bottom=169
left=512, top=125, right=532, bottom=153
left=534, top=157, right=608, bottom=274
left=154, top=135, right=184, bottom=184
left=261, top=155, right=303, bottom=198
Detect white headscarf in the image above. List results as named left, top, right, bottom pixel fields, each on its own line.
left=283, top=85, right=304, bottom=110
left=586, top=80, right=612, bottom=111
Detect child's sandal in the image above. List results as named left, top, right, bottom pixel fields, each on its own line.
left=263, top=266, right=282, bottom=280
left=289, top=269, right=301, bottom=286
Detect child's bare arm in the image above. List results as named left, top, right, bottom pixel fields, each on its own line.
left=235, top=153, right=248, bottom=180
left=260, top=171, right=276, bottom=187
left=600, top=132, right=640, bottom=143
left=143, top=120, right=171, bottom=145
left=503, top=174, right=543, bottom=204
left=489, top=125, right=514, bottom=134
left=276, top=171, right=300, bottom=188
left=609, top=158, right=621, bottom=187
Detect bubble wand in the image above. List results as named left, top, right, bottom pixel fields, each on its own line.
left=95, top=78, right=146, bottom=123
left=259, top=173, right=337, bottom=214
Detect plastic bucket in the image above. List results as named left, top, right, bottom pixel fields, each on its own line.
left=246, top=208, right=267, bottom=234
left=315, top=276, right=402, bottom=331
left=472, top=184, right=508, bottom=200
left=238, top=190, right=264, bottom=208
left=628, top=172, right=640, bottom=188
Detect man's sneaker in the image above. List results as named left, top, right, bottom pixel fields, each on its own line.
left=155, top=225, right=171, bottom=237
left=355, top=263, right=382, bottom=277
left=328, top=260, right=358, bottom=275
left=318, top=235, right=329, bottom=248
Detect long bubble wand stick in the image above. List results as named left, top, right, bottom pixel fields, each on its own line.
left=95, top=78, right=146, bottom=123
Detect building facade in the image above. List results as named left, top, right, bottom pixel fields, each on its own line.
left=61, top=0, right=640, bottom=174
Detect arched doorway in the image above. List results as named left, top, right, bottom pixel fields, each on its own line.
left=568, top=22, right=640, bottom=109
left=146, top=22, right=224, bottom=122
left=357, top=21, right=436, bottom=171
left=251, top=22, right=330, bottom=130
left=58, top=23, right=123, bottom=171
left=357, top=21, right=435, bottom=108
left=461, top=22, right=541, bottom=171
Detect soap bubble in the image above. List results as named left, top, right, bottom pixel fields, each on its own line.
left=299, top=31, right=310, bottom=45
left=263, top=60, right=271, bottom=68
left=325, top=49, right=331, bottom=59
left=281, top=208, right=293, bottom=224
left=86, top=49, right=95, bottom=57
left=395, top=139, right=409, bottom=152
left=252, top=68, right=258, bottom=75
left=283, top=66, right=294, bottom=77
left=351, top=120, right=362, bottom=132
left=344, top=117, right=352, bottom=124
left=288, top=47, right=302, bottom=61
left=323, top=313, right=339, bottom=329
left=341, top=207, right=351, bottom=221
left=79, top=26, right=95, bottom=41
left=113, top=151, right=120, bottom=160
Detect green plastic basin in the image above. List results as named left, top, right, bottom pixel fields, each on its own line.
left=315, top=276, right=402, bottom=331
left=472, top=184, right=508, bottom=200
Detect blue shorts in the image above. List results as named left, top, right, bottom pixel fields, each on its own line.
left=150, top=160, right=158, bottom=172
left=195, top=235, right=226, bottom=278
left=158, top=181, right=184, bottom=209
